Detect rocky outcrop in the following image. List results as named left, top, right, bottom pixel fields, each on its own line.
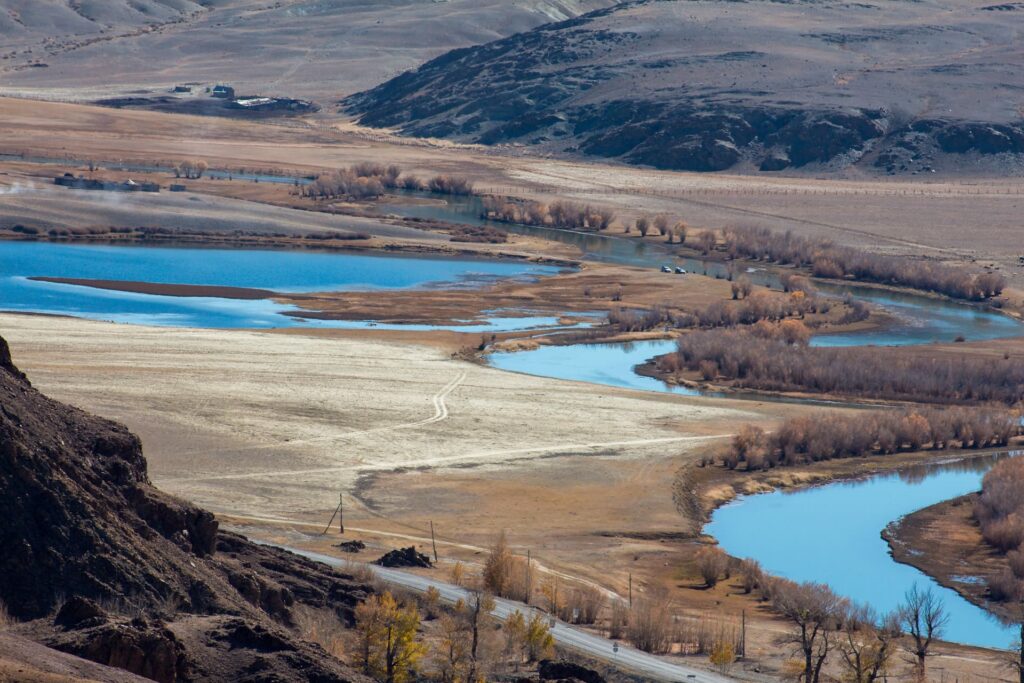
left=0, top=334, right=372, bottom=682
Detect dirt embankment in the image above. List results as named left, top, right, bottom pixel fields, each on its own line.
left=883, top=492, right=1016, bottom=622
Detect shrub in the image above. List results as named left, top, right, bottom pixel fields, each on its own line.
left=662, top=328, right=1024, bottom=404
left=721, top=407, right=1018, bottom=470
left=695, top=547, right=729, bottom=588
left=976, top=458, right=1024, bottom=556
left=721, top=226, right=1005, bottom=300
left=480, top=196, right=614, bottom=231
left=628, top=596, right=673, bottom=654
left=427, top=175, right=474, bottom=195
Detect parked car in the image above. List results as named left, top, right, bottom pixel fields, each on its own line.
left=675, top=267, right=687, bottom=274
left=661, top=265, right=673, bottom=273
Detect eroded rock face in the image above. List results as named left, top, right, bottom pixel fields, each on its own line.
left=346, top=1, right=1024, bottom=174
left=0, top=334, right=372, bottom=682
left=49, top=617, right=191, bottom=683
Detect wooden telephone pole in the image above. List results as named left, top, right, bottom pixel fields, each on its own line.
left=429, top=521, right=438, bottom=563
left=526, top=549, right=532, bottom=605
left=322, top=493, right=344, bottom=535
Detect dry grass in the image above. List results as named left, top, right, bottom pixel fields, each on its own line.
left=294, top=606, right=348, bottom=660
left=0, top=600, right=14, bottom=631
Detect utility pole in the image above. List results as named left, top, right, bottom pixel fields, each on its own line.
left=429, top=521, right=438, bottom=563
left=526, top=549, right=532, bottom=605
left=628, top=573, right=632, bottom=608
left=322, top=492, right=344, bottom=535
left=741, top=609, right=746, bottom=658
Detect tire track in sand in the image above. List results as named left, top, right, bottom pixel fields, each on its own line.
left=166, top=370, right=466, bottom=462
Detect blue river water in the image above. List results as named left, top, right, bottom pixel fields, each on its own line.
left=0, top=242, right=566, bottom=330
left=706, top=454, right=1020, bottom=649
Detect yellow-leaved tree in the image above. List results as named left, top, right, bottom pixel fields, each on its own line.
left=355, top=591, right=425, bottom=683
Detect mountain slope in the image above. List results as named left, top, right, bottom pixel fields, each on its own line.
left=346, top=0, right=1024, bottom=175
left=0, top=0, right=207, bottom=42
left=0, top=0, right=616, bottom=101
left=0, top=334, right=371, bottom=682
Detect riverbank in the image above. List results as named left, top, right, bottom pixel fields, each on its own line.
left=689, top=443, right=1023, bottom=525
left=883, top=491, right=1016, bottom=624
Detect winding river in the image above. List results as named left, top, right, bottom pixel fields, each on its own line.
left=3, top=190, right=1022, bottom=649
left=708, top=454, right=1019, bottom=648
left=383, top=194, right=1024, bottom=649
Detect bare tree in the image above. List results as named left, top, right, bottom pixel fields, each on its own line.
left=986, top=570, right=1024, bottom=683
left=737, top=558, right=763, bottom=595
left=653, top=214, right=671, bottom=236
left=698, top=230, right=717, bottom=254
left=898, top=584, right=948, bottom=681
left=609, top=600, right=629, bottom=640
left=695, top=547, right=729, bottom=588
left=636, top=217, right=650, bottom=236
left=628, top=594, right=673, bottom=654
left=738, top=275, right=753, bottom=299
left=772, top=580, right=849, bottom=683
left=838, top=605, right=900, bottom=683
left=464, top=591, right=495, bottom=683
left=672, top=221, right=688, bottom=245
left=483, top=531, right=512, bottom=597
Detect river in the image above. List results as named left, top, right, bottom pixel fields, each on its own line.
left=379, top=194, right=1024, bottom=649
left=0, top=241, right=572, bottom=331
left=4, top=191, right=1023, bottom=649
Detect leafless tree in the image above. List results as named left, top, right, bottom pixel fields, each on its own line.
left=695, top=547, right=729, bottom=588
left=628, top=594, right=673, bottom=654
left=672, top=221, right=688, bottom=245
left=653, top=214, right=671, bottom=236
left=737, top=558, right=764, bottom=595
left=666, top=327, right=1024, bottom=405
left=772, top=579, right=849, bottom=683
left=837, top=605, right=900, bottom=683
left=609, top=599, right=629, bottom=640
left=698, top=230, right=717, bottom=254
left=721, top=225, right=1005, bottom=300
left=898, top=584, right=948, bottom=682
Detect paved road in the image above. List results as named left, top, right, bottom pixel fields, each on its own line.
left=288, top=547, right=735, bottom=683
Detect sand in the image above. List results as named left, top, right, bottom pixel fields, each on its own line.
left=0, top=313, right=756, bottom=523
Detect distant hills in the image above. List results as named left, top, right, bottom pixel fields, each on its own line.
left=0, top=0, right=615, bottom=100
left=347, top=0, right=1024, bottom=175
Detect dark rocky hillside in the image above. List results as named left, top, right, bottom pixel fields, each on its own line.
left=0, top=334, right=372, bottom=682
left=347, top=0, right=1024, bottom=175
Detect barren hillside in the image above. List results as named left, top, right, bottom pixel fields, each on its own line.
left=0, top=333, right=373, bottom=682
left=0, top=0, right=615, bottom=101
left=347, top=0, right=1024, bottom=176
